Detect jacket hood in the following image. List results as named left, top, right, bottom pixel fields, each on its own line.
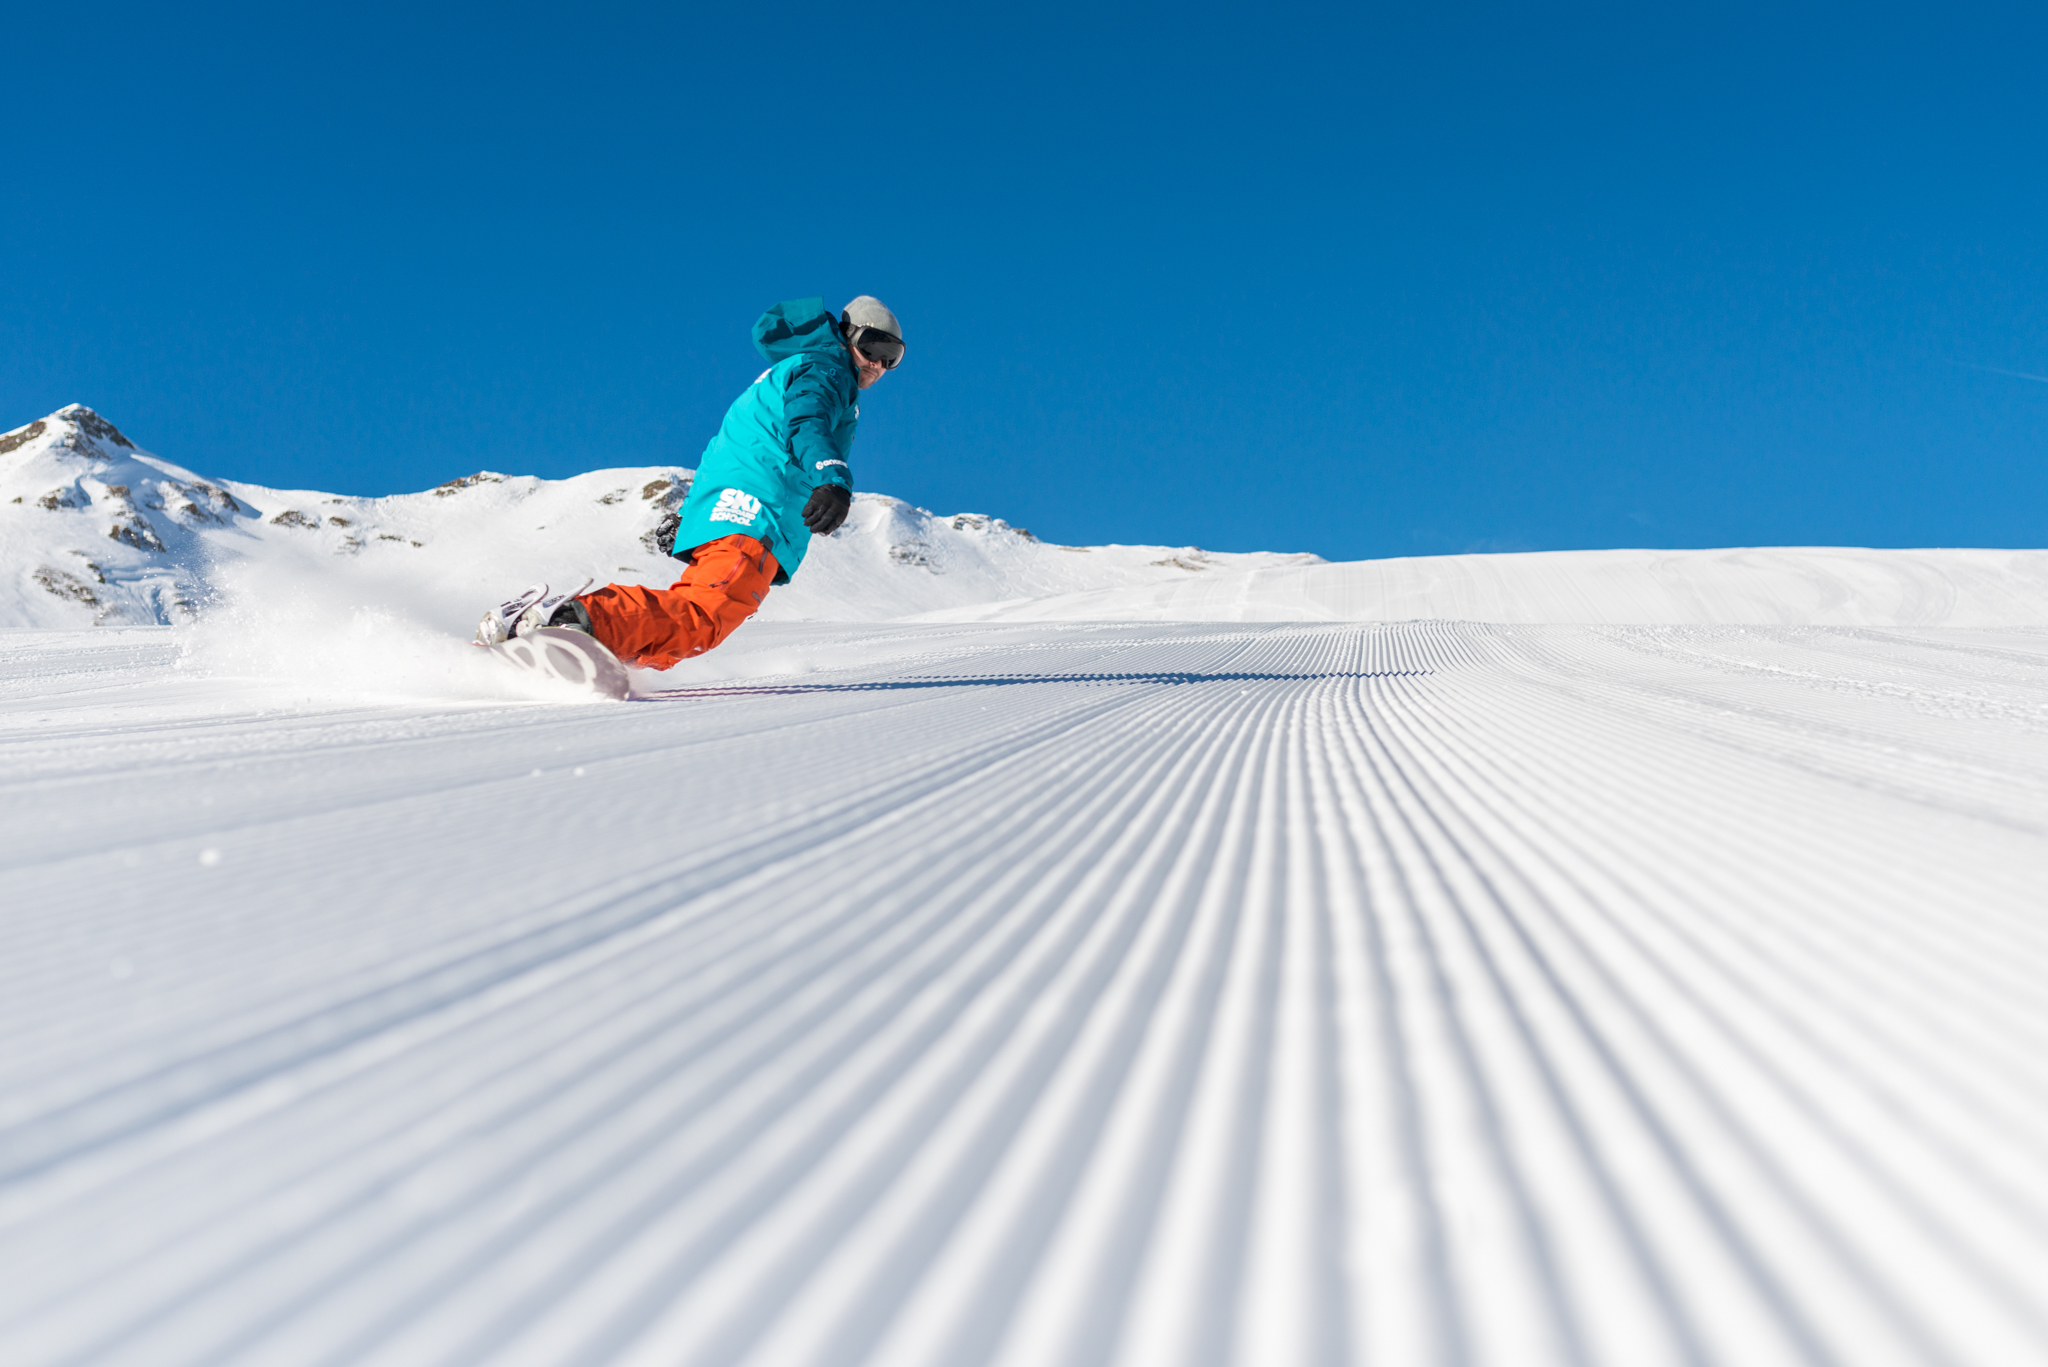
left=753, top=297, right=846, bottom=364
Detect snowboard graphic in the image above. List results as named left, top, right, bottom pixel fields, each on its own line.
left=481, top=627, right=631, bottom=700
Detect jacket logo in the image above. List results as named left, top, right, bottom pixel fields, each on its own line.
left=709, top=488, right=763, bottom=526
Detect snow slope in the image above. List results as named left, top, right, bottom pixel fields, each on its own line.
left=3, top=618, right=2048, bottom=1367
left=6, top=403, right=2048, bottom=1366
left=915, top=545, right=2048, bottom=627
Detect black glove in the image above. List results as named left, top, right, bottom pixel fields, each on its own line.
left=802, top=484, right=852, bottom=535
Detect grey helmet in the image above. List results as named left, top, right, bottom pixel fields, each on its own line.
left=841, top=295, right=902, bottom=342
left=840, top=296, right=905, bottom=370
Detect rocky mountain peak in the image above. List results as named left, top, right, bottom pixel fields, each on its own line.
left=55, top=405, right=135, bottom=449
left=0, top=405, right=138, bottom=463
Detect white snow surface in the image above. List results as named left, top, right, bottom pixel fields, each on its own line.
left=4, top=406, right=2048, bottom=1366
left=913, top=544, right=2048, bottom=627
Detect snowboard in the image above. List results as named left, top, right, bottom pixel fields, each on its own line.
left=480, top=627, right=632, bottom=700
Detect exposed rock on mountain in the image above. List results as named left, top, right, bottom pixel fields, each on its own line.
left=0, top=406, right=230, bottom=623
left=0, top=420, right=48, bottom=455
left=433, top=472, right=505, bottom=496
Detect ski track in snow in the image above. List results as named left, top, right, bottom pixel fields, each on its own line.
left=2, top=621, right=2047, bottom=1367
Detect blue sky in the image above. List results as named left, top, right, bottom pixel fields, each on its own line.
left=7, top=3, right=2046, bottom=560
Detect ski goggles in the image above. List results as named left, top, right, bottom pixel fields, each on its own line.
left=851, top=327, right=905, bottom=370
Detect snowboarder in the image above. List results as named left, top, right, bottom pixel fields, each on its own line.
left=477, top=295, right=904, bottom=668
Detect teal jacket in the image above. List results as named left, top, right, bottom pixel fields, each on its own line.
left=669, top=298, right=858, bottom=583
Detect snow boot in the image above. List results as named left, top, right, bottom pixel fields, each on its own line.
left=475, top=578, right=594, bottom=646
left=476, top=583, right=549, bottom=646
left=519, top=594, right=594, bottom=638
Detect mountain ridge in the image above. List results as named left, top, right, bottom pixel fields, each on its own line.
left=1, top=406, right=1320, bottom=634
left=8, top=405, right=2046, bottom=637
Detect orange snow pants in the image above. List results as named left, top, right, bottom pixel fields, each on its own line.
left=577, top=534, right=779, bottom=670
